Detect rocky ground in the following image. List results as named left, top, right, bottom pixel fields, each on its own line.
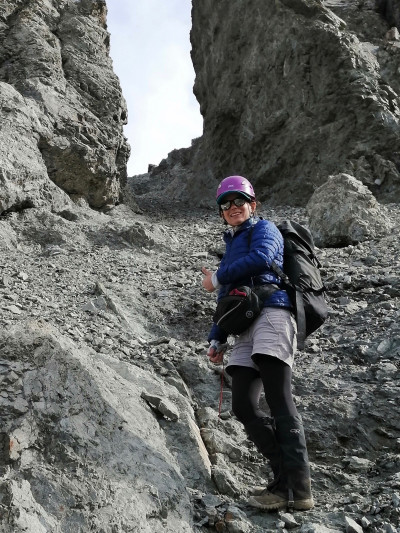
left=0, top=176, right=399, bottom=532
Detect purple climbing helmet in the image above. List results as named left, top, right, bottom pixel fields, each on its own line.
left=216, top=176, right=255, bottom=205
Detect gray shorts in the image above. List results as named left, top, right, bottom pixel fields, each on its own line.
left=226, top=307, right=297, bottom=375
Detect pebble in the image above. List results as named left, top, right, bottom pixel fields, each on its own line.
left=3, top=305, right=22, bottom=314
left=345, top=516, right=363, bottom=533
left=280, top=512, right=300, bottom=528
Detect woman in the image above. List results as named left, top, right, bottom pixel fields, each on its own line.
left=201, top=175, right=314, bottom=511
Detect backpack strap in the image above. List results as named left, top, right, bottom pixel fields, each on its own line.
left=270, top=260, right=289, bottom=284
left=247, top=224, right=256, bottom=288
left=247, top=223, right=255, bottom=247
left=271, top=261, right=306, bottom=351
left=250, top=226, right=306, bottom=347
left=294, top=290, right=306, bottom=350
left=247, top=223, right=279, bottom=299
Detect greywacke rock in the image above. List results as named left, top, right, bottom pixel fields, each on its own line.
left=0, top=0, right=129, bottom=214
left=307, top=173, right=393, bottom=246
left=148, top=0, right=400, bottom=206
left=190, top=0, right=400, bottom=205
left=1, top=0, right=400, bottom=531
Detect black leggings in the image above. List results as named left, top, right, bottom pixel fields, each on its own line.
left=230, top=354, right=298, bottom=424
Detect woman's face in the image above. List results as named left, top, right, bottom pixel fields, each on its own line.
left=220, top=194, right=256, bottom=226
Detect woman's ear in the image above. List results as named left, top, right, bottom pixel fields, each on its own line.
left=219, top=209, right=227, bottom=224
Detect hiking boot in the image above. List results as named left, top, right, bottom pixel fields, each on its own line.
left=248, top=476, right=314, bottom=511
left=248, top=488, right=287, bottom=510
left=249, top=415, right=314, bottom=511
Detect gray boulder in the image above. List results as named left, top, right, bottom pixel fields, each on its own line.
left=306, top=173, right=393, bottom=246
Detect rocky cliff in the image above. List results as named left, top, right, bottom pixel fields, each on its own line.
left=0, top=0, right=129, bottom=214
left=170, top=0, right=400, bottom=205
left=1, top=0, right=400, bottom=532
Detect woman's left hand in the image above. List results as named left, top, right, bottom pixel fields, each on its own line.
left=201, top=267, right=215, bottom=292
left=207, top=341, right=227, bottom=364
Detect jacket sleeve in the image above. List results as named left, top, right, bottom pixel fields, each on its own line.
left=216, top=220, right=282, bottom=286
left=207, top=322, right=228, bottom=344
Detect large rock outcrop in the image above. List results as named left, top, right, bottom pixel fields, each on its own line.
left=186, top=0, right=400, bottom=205
left=0, top=321, right=212, bottom=531
left=0, top=0, right=129, bottom=214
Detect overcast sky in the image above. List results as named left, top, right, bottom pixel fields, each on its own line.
left=106, top=0, right=203, bottom=176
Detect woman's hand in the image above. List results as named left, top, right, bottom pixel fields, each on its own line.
left=207, top=340, right=228, bottom=364
left=201, top=266, right=215, bottom=292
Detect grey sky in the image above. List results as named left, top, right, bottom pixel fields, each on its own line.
left=106, top=0, right=203, bottom=176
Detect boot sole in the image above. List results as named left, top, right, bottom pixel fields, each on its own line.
left=248, top=496, right=314, bottom=511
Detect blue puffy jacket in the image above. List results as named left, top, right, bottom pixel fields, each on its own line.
left=208, top=216, right=292, bottom=343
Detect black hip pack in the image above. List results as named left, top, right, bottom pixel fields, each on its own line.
left=213, top=285, right=279, bottom=336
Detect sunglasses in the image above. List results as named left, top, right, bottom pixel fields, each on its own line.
left=220, top=197, right=249, bottom=211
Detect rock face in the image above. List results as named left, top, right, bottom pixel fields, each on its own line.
left=187, top=0, right=400, bottom=205
left=0, top=0, right=129, bottom=214
left=307, top=173, right=393, bottom=246
left=1, top=0, right=400, bottom=530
